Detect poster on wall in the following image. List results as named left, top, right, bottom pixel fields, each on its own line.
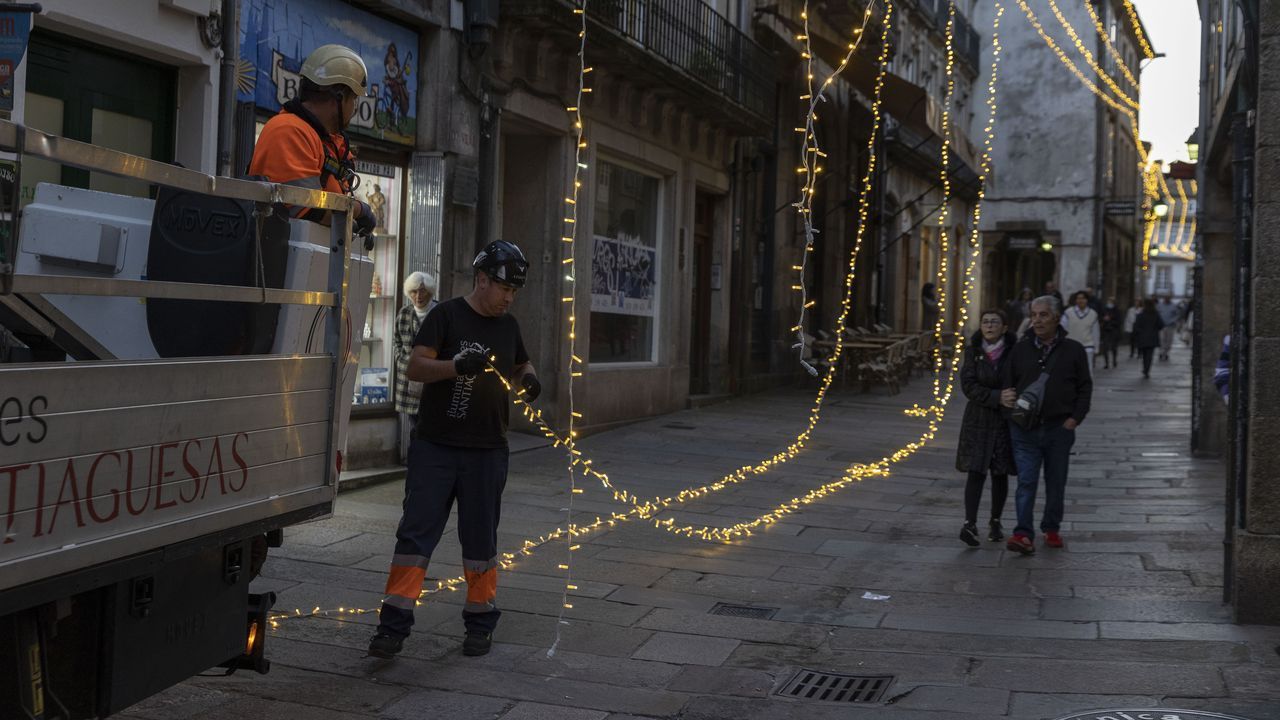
left=0, top=10, right=32, bottom=112
left=239, top=0, right=418, bottom=146
left=591, top=235, right=657, bottom=317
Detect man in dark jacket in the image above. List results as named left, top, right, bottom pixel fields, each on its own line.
left=1000, top=295, right=1093, bottom=554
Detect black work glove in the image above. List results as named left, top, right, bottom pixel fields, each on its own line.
left=520, top=373, right=541, bottom=403
left=454, top=350, right=487, bottom=376
left=354, top=200, right=376, bottom=237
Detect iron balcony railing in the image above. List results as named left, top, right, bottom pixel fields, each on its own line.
left=919, top=0, right=982, bottom=70
left=504, top=0, right=775, bottom=125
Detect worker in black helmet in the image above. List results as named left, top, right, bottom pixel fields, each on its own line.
left=369, top=240, right=540, bottom=659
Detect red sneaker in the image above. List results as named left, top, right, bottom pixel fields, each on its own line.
left=1006, top=534, right=1035, bottom=555
left=1044, top=531, right=1064, bottom=548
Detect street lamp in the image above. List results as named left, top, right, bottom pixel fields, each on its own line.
left=1186, top=131, right=1200, bottom=164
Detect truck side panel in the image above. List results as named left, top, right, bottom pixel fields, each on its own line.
left=1, top=355, right=338, bottom=593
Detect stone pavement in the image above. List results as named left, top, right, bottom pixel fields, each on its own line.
left=121, top=343, right=1280, bottom=720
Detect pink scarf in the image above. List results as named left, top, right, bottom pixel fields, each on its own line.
left=982, top=338, right=1006, bottom=365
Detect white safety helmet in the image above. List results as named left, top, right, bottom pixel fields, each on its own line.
left=300, top=44, right=368, bottom=98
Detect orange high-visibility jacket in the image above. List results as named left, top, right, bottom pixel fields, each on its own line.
left=248, top=109, right=353, bottom=206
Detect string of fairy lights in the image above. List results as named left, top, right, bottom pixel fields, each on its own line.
left=1184, top=180, right=1198, bottom=256
left=545, top=0, right=592, bottom=657
left=264, top=0, right=1069, bottom=632
left=1121, top=0, right=1157, bottom=60
left=1150, top=177, right=1196, bottom=261
left=479, top=0, right=909, bottom=545
left=1081, top=0, right=1140, bottom=90
left=1010, top=0, right=1175, bottom=278
left=1140, top=162, right=1160, bottom=269
left=1044, top=0, right=1138, bottom=110
left=791, top=0, right=878, bottom=374
left=271, top=0, right=942, bottom=628
left=927, top=0, right=959, bottom=410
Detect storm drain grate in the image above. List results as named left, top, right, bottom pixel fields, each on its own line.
left=776, top=669, right=894, bottom=703
left=709, top=603, right=778, bottom=620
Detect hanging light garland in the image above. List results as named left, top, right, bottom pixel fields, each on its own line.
left=1081, top=0, right=1140, bottom=90
left=792, top=1, right=879, bottom=374
left=1010, top=0, right=1172, bottom=258
left=544, top=0, right=594, bottom=657
left=925, top=0, right=959, bottom=409
left=1119, top=0, right=1157, bottom=59
left=1172, top=177, right=1189, bottom=256
left=1044, top=0, right=1139, bottom=110
left=1140, top=161, right=1159, bottom=269
left=1183, top=179, right=1198, bottom=256
left=270, top=0, right=1005, bottom=625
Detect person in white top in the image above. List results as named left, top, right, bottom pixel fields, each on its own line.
left=1123, top=297, right=1142, bottom=359
left=1062, top=291, right=1101, bottom=375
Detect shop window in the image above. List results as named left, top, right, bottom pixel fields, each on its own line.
left=353, top=160, right=406, bottom=408
left=590, top=160, right=661, bottom=364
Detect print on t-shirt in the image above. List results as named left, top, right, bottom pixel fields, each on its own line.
left=448, top=339, right=488, bottom=419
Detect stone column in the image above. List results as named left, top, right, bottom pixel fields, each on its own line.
left=1235, top=0, right=1280, bottom=625
left=1192, top=180, right=1233, bottom=457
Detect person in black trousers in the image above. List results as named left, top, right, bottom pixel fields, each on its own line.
left=1132, top=298, right=1165, bottom=378
left=955, top=309, right=1018, bottom=546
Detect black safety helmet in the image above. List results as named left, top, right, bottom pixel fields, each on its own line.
left=473, top=240, right=529, bottom=288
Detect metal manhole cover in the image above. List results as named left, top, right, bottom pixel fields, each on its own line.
left=1053, top=711, right=1255, bottom=720
left=776, top=669, right=893, bottom=703
left=709, top=603, right=778, bottom=620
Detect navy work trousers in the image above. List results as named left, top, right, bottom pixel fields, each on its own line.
left=376, top=439, right=509, bottom=638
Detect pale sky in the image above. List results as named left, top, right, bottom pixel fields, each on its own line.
left=1133, top=0, right=1201, bottom=166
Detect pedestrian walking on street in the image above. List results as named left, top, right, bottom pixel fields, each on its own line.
left=921, top=283, right=939, bottom=332
left=1099, top=296, right=1122, bottom=369
left=1215, top=334, right=1231, bottom=405
left=1156, top=295, right=1179, bottom=361
left=1124, top=297, right=1141, bottom=358
left=1133, top=298, right=1165, bottom=378
left=394, top=272, right=439, bottom=463
left=955, top=310, right=1017, bottom=546
left=1001, top=295, right=1093, bottom=555
left=1006, top=287, right=1033, bottom=332
left=1083, top=286, right=1104, bottom=317
left=369, top=240, right=540, bottom=660
left=1062, top=291, right=1100, bottom=375
left=1043, top=280, right=1064, bottom=309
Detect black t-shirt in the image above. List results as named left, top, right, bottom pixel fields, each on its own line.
left=412, top=297, right=530, bottom=448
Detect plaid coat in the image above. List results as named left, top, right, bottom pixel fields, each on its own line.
left=393, top=303, right=431, bottom=415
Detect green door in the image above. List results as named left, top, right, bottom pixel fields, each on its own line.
left=22, top=29, right=175, bottom=203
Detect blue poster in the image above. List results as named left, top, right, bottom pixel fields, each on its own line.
left=239, top=0, right=418, bottom=146
left=0, top=11, right=32, bottom=112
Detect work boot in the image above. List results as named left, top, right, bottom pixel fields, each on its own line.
left=463, top=631, right=492, bottom=657
left=368, top=632, right=403, bottom=659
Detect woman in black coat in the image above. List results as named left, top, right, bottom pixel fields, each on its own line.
left=1132, top=297, right=1165, bottom=378
left=955, top=309, right=1018, bottom=546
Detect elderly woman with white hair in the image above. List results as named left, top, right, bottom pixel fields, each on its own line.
left=395, top=271, right=438, bottom=458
